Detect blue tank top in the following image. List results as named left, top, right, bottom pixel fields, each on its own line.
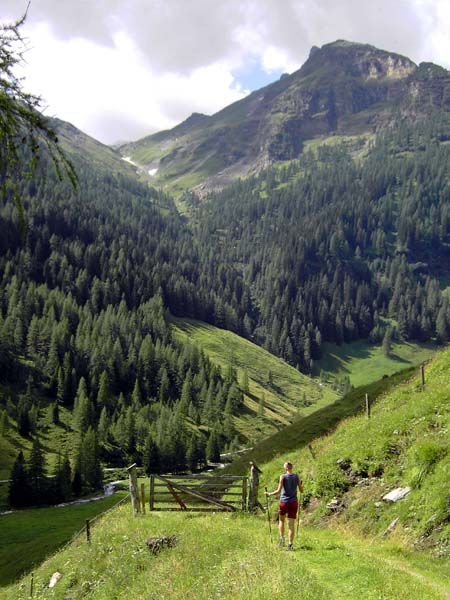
left=280, top=473, right=299, bottom=502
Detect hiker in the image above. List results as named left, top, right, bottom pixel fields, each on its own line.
left=265, top=461, right=303, bottom=550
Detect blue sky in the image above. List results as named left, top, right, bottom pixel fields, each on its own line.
left=234, top=62, right=285, bottom=92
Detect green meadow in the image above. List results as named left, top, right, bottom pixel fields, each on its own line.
left=3, top=347, right=450, bottom=597
left=0, top=492, right=128, bottom=587
left=2, top=504, right=449, bottom=599
left=172, top=317, right=337, bottom=443
left=317, top=339, right=437, bottom=387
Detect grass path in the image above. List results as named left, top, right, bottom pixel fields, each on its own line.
left=4, top=505, right=449, bottom=599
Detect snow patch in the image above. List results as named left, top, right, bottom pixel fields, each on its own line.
left=148, top=168, right=158, bottom=176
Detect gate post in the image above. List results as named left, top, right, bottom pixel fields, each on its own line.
left=127, top=463, right=141, bottom=516
left=242, top=477, right=248, bottom=511
left=248, top=461, right=263, bottom=511
left=149, top=474, right=155, bottom=511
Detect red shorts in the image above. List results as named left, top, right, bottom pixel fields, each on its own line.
left=279, top=500, right=298, bottom=519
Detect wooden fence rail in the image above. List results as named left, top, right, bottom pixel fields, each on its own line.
left=149, top=473, right=248, bottom=512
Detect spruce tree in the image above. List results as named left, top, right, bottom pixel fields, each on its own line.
left=143, top=434, right=160, bottom=475
left=8, top=451, right=30, bottom=508
left=81, top=427, right=103, bottom=490
left=28, top=437, right=46, bottom=504
left=382, top=326, right=393, bottom=357
left=206, top=428, right=221, bottom=463
left=53, top=452, right=72, bottom=503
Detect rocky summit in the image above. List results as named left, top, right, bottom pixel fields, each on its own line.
left=120, top=40, right=450, bottom=195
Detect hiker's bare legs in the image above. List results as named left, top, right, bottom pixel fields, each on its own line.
left=279, top=513, right=285, bottom=539
left=287, top=518, right=295, bottom=544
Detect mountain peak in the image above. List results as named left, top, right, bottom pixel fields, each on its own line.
left=122, top=40, right=450, bottom=194
left=302, top=40, right=417, bottom=81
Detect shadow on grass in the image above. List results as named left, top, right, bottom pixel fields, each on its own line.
left=386, top=352, right=408, bottom=364
left=325, top=343, right=374, bottom=374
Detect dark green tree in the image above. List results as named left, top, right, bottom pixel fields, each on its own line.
left=0, top=10, right=77, bottom=231
left=8, top=450, right=30, bottom=507
left=28, top=437, right=46, bottom=504
left=143, top=434, right=160, bottom=475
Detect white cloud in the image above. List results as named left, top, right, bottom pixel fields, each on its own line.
left=426, top=1, right=450, bottom=69
left=2, top=0, right=449, bottom=144
left=17, top=22, right=245, bottom=143
left=262, top=46, right=299, bottom=73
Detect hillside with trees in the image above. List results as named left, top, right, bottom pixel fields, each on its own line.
left=191, top=115, right=450, bottom=372
left=0, top=130, right=251, bottom=504
left=1, top=19, right=450, bottom=512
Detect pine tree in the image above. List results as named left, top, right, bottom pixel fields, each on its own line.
left=72, top=465, right=83, bottom=497
left=8, top=451, right=30, bottom=508
left=186, top=435, right=201, bottom=472
left=96, top=371, right=111, bottom=411
left=206, top=428, right=221, bottom=463
left=124, top=406, right=137, bottom=456
left=73, top=377, right=94, bottom=434
left=131, top=378, right=142, bottom=411
left=81, top=427, right=103, bottom=490
left=436, top=301, right=449, bottom=343
left=143, top=434, right=160, bottom=475
left=28, top=437, right=46, bottom=504
left=53, top=452, right=72, bottom=502
left=382, top=326, right=393, bottom=357
left=98, top=406, right=110, bottom=443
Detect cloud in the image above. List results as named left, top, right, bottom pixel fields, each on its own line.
left=14, top=20, right=246, bottom=143
left=1, top=0, right=449, bottom=144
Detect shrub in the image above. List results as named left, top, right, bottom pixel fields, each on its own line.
left=313, top=463, right=350, bottom=499
left=406, top=441, right=447, bottom=489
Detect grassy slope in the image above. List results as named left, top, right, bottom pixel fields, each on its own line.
left=0, top=403, right=79, bottom=509
left=172, top=317, right=337, bottom=442
left=3, top=351, right=450, bottom=596
left=0, top=492, right=127, bottom=587
left=318, top=339, right=437, bottom=387
left=226, top=366, right=417, bottom=473
left=259, top=346, right=450, bottom=552
left=2, top=500, right=450, bottom=599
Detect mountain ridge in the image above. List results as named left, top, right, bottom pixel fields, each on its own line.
left=119, top=39, right=450, bottom=195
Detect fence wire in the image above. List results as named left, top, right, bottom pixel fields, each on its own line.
left=59, top=492, right=131, bottom=551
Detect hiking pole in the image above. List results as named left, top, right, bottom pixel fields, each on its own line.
left=296, top=497, right=301, bottom=538
left=264, top=487, right=273, bottom=544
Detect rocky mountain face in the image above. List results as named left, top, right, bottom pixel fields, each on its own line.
left=120, top=40, right=450, bottom=195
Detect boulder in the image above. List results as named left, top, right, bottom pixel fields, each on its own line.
left=49, top=572, right=62, bottom=588
left=382, top=487, right=411, bottom=502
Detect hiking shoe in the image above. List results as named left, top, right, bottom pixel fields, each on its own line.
left=279, top=537, right=285, bottom=547
left=287, top=543, right=293, bottom=551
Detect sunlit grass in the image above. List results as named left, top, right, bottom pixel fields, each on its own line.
left=0, top=492, right=128, bottom=587
left=172, top=317, right=337, bottom=442
left=318, top=339, right=438, bottom=387
left=3, top=506, right=449, bottom=599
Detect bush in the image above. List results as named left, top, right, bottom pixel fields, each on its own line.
left=313, top=463, right=350, bottom=499
left=406, top=441, right=446, bottom=489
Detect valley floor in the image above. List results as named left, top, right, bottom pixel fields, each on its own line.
left=3, top=502, right=450, bottom=600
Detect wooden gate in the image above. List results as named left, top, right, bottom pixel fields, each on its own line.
left=149, top=474, right=248, bottom=512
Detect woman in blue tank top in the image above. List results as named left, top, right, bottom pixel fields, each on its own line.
left=265, top=461, right=303, bottom=550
